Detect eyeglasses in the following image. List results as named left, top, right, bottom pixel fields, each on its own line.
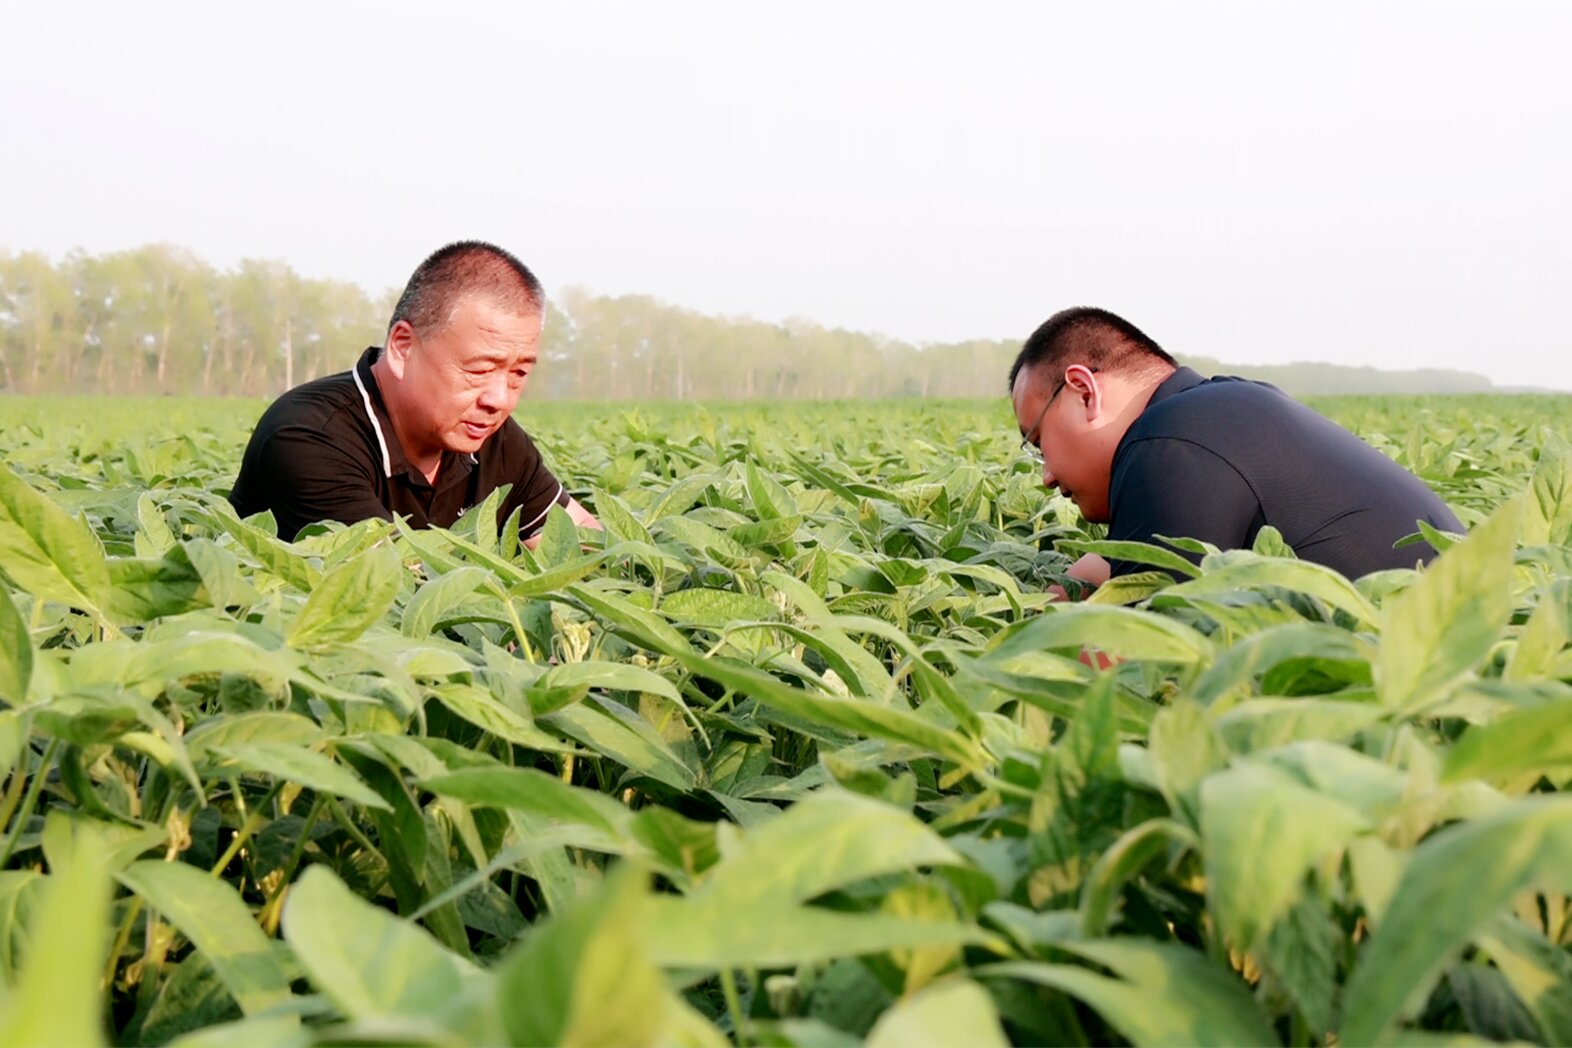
left=1020, top=368, right=1096, bottom=463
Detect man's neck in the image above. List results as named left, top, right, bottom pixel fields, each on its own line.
left=369, top=354, right=443, bottom=484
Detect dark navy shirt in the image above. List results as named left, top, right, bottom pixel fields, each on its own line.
left=229, top=346, right=568, bottom=541
left=1106, top=367, right=1462, bottom=578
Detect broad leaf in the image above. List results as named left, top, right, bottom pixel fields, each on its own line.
left=118, top=860, right=294, bottom=1017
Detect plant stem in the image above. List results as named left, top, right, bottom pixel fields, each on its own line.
left=720, top=967, right=749, bottom=1047
left=209, top=782, right=281, bottom=878
left=259, top=792, right=327, bottom=934
left=0, top=756, right=30, bottom=840
left=0, top=739, right=59, bottom=869
left=324, top=795, right=381, bottom=860
left=104, top=897, right=143, bottom=991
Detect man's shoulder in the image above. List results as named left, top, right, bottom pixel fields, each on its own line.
left=256, top=369, right=360, bottom=428
left=1131, top=374, right=1289, bottom=441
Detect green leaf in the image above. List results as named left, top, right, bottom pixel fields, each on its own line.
left=729, top=515, right=803, bottom=550
left=590, top=488, right=651, bottom=546
left=1199, top=761, right=1368, bottom=950
left=0, top=828, right=112, bottom=1047
left=980, top=939, right=1277, bottom=1047
left=0, top=586, right=31, bottom=704
left=281, top=865, right=494, bottom=1037
left=1522, top=432, right=1572, bottom=546
left=420, top=765, right=633, bottom=848
left=117, top=860, right=294, bottom=1018
left=865, top=978, right=1009, bottom=1048
left=136, top=491, right=178, bottom=555
left=0, top=459, right=111, bottom=614
left=105, top=547, right=210, bottom=623
left=1164, top=556, right=1378, bottom=625
left=1340, top=796, right=1572, bottom=1045
left=986, top=604, right=1212, bottom=666
left=165, top=1015, right=308, bottom=1048
left=539, top=660, right=682, bottom=703
left=429, top=681, right=579, bottom=755
left=40, top=811, right=165, bottom=873
left=1260, top=893, right=1339, bottom=1035
left=1085, top=570, right=1174, bottom=606
left=1058, top=538, right=1202, bottom=578
left=1376, top=498, right=1520, bottom=710
left=662, top=587, right=781, bottom=628
left=1215, top=698, right=1385, bottom=754
left=207, top=742, right=392, bottom=811
left=286, top=543, right=401, bottom=648
left=1251, top=525, right=1297, bottom=559
left=536, top=503, right=582, bottom=568
left=209, top=506, right=321, bottom=592
left=746, top=460, right=797, bottom=520
left=1477, top=917, right=1572, bottom=1045
left=1079, top=818, right=1197, bottom=937
left=183, top=711, right=323, bottom=760
left=495, top=861, right=665, bottom=1048
left=696, top=791, right=963, bottom=911
left=646, top=900, right=983, bottom=969
left=672, top=648, right=981, bottom=766
left=1505, top=580, right=1570, bottom=682
left=568, top=585, right=696, bottom=656
left=1443, top=698, right=1572, bottom=785
left=401, top=566, right=491, bottom=638
left=543, top=700, right=697, bottom=790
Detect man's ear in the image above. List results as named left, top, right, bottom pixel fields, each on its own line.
left=1063, top=363, right=1102, bottom=419
left=383, top=321, right=417, bottom=379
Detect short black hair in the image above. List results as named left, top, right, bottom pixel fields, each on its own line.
left=388, top=240, right=544, bottom=337
left=1007, top=307, right=1176, bottom=393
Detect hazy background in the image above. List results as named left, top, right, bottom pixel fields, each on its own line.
left=5, top=0, right=1571, bottom=391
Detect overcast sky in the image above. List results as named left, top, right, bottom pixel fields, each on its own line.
left=6, top=1, right=1571, bottom=389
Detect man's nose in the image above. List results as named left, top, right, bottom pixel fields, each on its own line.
left=1041, top=459, right=1058, bottom=489
left=477, top=372, right=512, bottom=410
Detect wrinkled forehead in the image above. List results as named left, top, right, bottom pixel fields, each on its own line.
left=442, top=296, right=543, bottom=355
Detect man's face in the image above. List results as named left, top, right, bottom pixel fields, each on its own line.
left=390, top=294, right=542, bottom=462
left=1012, top=363, right=1115, bottom=523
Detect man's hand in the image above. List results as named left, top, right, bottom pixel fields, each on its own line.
left=1048, top=552, right=1112, bottom=601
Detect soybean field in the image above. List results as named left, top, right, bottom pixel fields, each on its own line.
left=1, top=393, right=1571, bottom=1046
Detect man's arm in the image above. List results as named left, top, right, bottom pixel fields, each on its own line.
left=564, top=496, right=601, bottom=531
left=1047, top=552, right=1111, bottom=601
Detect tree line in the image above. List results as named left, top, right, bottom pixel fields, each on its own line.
left=0, top=245, right=1497, bottom=400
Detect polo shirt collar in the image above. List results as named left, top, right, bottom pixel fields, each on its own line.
left=1142, top=366, right=1207, bottom=410
left=350, top=346, right=479, bottom=490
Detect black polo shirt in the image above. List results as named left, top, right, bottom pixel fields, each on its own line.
left=1106, top=367, right=1463, bottom=579
left=229, top=347, right=569, bottom=541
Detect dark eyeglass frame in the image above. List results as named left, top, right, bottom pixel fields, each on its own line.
left=1020, top=367, right=1098, bottom=462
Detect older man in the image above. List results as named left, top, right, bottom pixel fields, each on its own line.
left=230, top=241, right=599, bottom=542
left=1009, top=307, right=1461, bottom=589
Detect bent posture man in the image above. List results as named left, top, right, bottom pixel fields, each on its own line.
left=1009, top=307, right=1461, bottom=589
left=230, top=241, right=599, bottom=542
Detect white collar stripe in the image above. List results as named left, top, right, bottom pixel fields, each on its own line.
left=351, top=366, right=393, bottom=479
left=520, top=483, right=565, bottom=533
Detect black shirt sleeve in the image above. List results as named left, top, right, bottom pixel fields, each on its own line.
left=494, top=421, right=570, bottom=539
left=230, top=424, right=392, bottom=540
left=1105, top=437, right=1266, bottom=577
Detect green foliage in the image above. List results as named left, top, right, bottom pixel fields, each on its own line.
left=0, top=393, right=1569, bottom=1045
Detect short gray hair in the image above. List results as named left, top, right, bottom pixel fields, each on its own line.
left=388, top=240, right=544, bottom=336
